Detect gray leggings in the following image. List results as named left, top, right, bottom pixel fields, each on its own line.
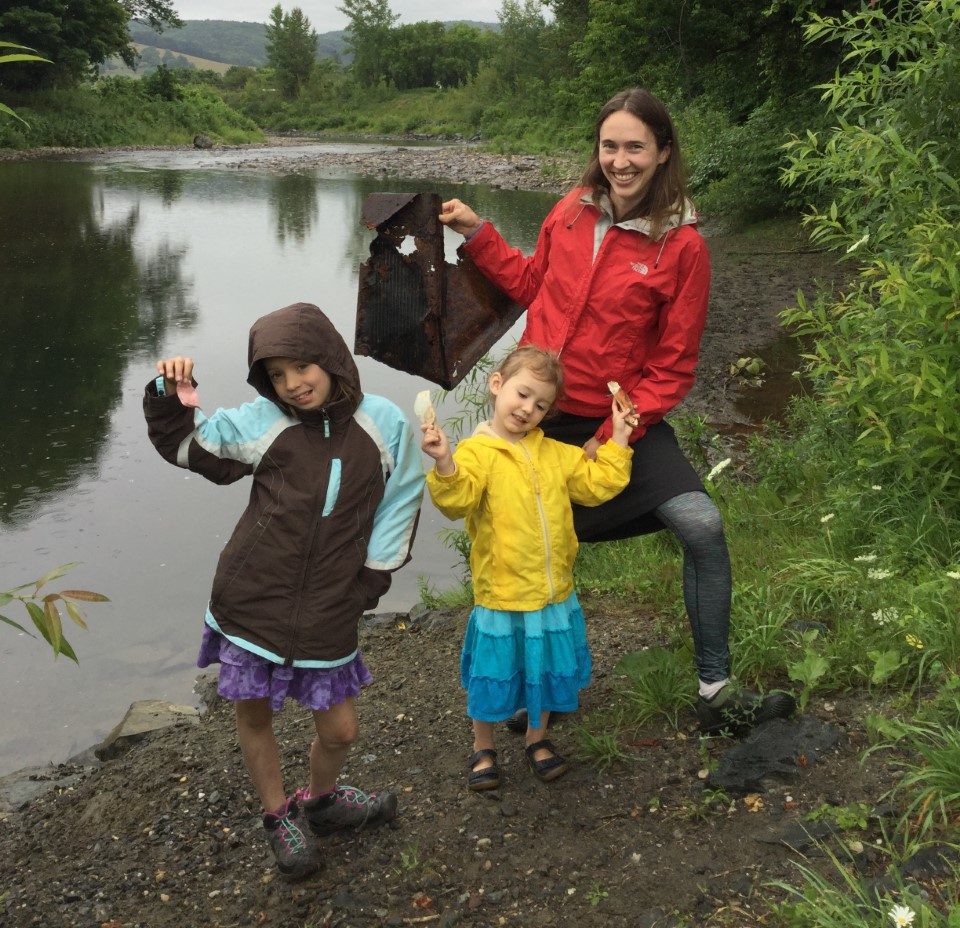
left=653, top=491, right=731, bottom=683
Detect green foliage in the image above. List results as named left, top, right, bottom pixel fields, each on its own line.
left=585, top=883, right=609, bottom=907
left=1, top=564, right=109, bottom=662
left=338, top=0, right=397, bottom=87
left=787, top=630, right=830, bottom=711
left=573, top=708, right=631, bottom=772
left=807, top=800, right=870, bottom=831
left=142, top=62, right=179, bottom=100
left=772, top=840, right=958, bottom=928
left=0, top=40, right=49, bottom=124
left=265, top=4, right=317, bottom=99
left=781, top=0, right=960, bottom=499
left=490, top=0, right=549, bottom=90
left=0, top=79, right=262, bottom=147
left=614, top=646, right=697, bottom=729
left=893, top=710, right=960, bottom=838
left=384, top=21, right=488, bottom=90
left=0, top=0, right=178, bottom=89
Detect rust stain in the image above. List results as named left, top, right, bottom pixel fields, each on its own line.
left=355, top=191, right=523, bottom=389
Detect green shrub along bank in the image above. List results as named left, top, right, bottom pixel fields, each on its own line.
left=0, top=76, right=263, bottom=149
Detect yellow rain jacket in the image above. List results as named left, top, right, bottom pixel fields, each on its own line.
left=426, top=423, right=632, bottom=611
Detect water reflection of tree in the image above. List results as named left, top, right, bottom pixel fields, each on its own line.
left=0, top=163, right=197, bottom=526
left=136, top=242, right=198, bottom=349
left=269, top=172, right=319, bottom=245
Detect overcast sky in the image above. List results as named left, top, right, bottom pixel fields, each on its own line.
left=171, top=1, right=504, bottom=34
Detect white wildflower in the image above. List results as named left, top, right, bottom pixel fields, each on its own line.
left=854, top=554, right=878, bottom=562
left=889, top=903, right=915, bottom=927
left=706, top=458, right=732, bottom=481
left=871, top=607, right=900, bottom=627
left=868, top=568, right=893, bottom=580
left=820, top=513, right=835, bottom=524
left=872, top=485, right=883, bottom=491
left=947, top=571, right=960, bottom=580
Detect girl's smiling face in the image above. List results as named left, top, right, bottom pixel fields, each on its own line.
left=264, top=356, right=332, bottom=411
left=488, top=365, right=557, bottom=442
left=598, top=109, right=671, bottom=217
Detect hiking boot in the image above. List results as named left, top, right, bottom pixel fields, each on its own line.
left=296, top=784, right=398, bottom=836
left=262, top=799, right=320, bottom=881
left=696, top=683, right=796, bottom=736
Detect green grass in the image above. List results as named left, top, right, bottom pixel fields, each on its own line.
left=0, top=80, right=263, bottom=148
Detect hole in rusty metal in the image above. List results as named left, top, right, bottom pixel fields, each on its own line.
left=355, top=191, right=523, bottom=389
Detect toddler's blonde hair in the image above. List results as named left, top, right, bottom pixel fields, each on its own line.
left=490, top=345, right=565, bottom=415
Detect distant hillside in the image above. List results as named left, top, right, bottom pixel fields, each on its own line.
left=127, top=19, right=498, bottom=69
left=128, top=19, right=347, bottom=66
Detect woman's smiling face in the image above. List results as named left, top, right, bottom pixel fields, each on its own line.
left=598, top=109, right=670, bottom=218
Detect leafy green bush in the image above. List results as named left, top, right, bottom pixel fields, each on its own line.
left=0, top=79, right=262, bottom=148
left=781, top=0, right=960, bottom=501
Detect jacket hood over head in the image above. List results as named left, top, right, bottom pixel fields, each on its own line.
left=246, top=302, right=361, bottom=422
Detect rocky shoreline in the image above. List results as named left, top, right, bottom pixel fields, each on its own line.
left=0, top=603, right=916, bottom=928
left=0, top=136, right=581, bottom=192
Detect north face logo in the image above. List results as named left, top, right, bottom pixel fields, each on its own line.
left=631, top=261, right=649, bottom=275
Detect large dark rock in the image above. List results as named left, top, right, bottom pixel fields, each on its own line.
left=709, top=716, right=842, bottom=793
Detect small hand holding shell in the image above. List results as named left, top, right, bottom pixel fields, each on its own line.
left=607, top=380, right=639, bottom=428
left=414, top=390, right=436, bottom=426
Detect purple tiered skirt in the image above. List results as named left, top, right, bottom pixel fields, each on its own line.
left=197, top=625, right=373, bottom=712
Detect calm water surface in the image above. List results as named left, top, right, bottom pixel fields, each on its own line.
left=0, top=146, right=554, bottom=776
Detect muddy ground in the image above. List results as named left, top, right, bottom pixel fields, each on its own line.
left=0, top=143, right=874, bottom=928
left=0, top=603, right=913, bottom=928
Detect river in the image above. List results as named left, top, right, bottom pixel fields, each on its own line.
left=0, top=144, right=556, bottom=777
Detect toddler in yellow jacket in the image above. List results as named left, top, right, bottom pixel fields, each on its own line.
left=421, top=346, right=633, bottom=790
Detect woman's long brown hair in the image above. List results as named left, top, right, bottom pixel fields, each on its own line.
left=578, top=88, right=688, bottom=237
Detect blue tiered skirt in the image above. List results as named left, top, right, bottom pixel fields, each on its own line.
left=460, top=591, right=592, bottom=723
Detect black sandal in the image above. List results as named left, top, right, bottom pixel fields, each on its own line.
left=467, top=749, right=501, bottom=791
left=525, top=739, right=570, bottom=783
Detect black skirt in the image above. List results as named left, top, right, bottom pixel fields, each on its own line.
left=542, top=414, right=706, bottom=541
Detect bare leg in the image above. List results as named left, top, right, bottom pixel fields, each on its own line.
left=471, top=719, right=496, bottom=771
left=235, top=698, right=285, bottom=812
left=308, top=697, right=358, bottom=795
left=525, top=711, right=553, bottom=762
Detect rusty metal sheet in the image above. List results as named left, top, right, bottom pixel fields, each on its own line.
left=355, top=191, right=523, bottom=389
left=360, top=192, right=419, bottom=230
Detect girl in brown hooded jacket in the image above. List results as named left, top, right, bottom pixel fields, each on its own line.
left=145, top=303, right=424, bottom=881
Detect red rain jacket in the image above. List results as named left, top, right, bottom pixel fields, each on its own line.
left=464, top=187, right=711, bottom=444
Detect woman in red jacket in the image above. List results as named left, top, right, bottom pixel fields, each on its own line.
left=440, top=87, right=795, bottom=734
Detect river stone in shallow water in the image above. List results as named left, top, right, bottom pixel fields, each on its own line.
left=709, top=716, right=842, bottom=793
left=95, top=699, right=199, bottom=761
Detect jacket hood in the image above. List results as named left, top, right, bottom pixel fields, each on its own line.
left=581, top=190, right=699, bottom=239
left=471, top=421, right=544, bottom=450
left=247, top=302, right=361, bottom=421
